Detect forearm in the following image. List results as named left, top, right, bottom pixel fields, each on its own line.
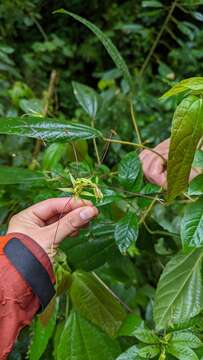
left=0, top=233, right=55, bottom=359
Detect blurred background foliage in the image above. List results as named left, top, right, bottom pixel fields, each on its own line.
left=1, top=0, right=203, bottom=358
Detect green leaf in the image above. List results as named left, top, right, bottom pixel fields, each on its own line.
left=70, top=270, right=126, bottom=337
left=0, top=166, right=45, bottom=185
left=154, top=249, right=203, bottom=330
left=56, top=311, right=121, bottom=360
left=193, top=150, right=203, bottom=168
left=115, top=212, right=139, bottom=254
left=181, top=198, right=203, bottom=249
left=72, top=81, right=98, bottom=118
left=132, top=328, right=159, bottom=344
left=188, top=175, right=203, bottom=195
left=142, top=0, right=163, bottom=7
left=167, top=344, right=199, bottom=360
left=116, top=346, right=141, bottom=360
left=28, top=299, right=58, bottom=360
left=138, top=345, right=160, bottom=358
left=167, top=95, right=203, bottom=201
left=118, top=151, right=143, bottom=191
left=170, top=331, right=202, bottom=349
left=42, top=143, right=66, bottom=170
left=61, top=222, right=117, bottom=271
left=19, top=98, right=44, bottom=116
left=118, top=313, right=143, bottom=337
left=54, top=9, right=134, bottom=92
left=161, top=77, right=203, bottom=99
left=0, top=116, right=102, bottom=142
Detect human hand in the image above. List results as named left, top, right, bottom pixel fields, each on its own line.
left=7, top=197, right=99, bottom=261
left=139, top=138, right=201, bottom=188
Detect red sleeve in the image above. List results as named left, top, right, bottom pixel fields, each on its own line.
left=0, top=233, right=55, bottom=360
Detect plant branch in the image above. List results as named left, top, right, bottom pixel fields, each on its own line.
left=139, top=0, right=177, bottom=76
left=91, top=118, right=101, bottom=165
left=130, top=99, right=142, bottom=145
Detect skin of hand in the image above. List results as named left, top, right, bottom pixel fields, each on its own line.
left=139, top=138, right=201, bottom=188
left=7, top=197, right=99, bottom=261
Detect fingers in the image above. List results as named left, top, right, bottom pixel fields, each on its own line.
left=49, top=205, right=99, bottom=244
left=28, top=197, right=93, bottom=223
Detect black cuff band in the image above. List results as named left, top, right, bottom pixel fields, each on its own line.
left=4, top=237, right=55, bottom=310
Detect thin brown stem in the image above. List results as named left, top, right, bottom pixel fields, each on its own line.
left=130, top=100, right=142, bottom=145
left=139, top=0, right=177, bottom=76
left=91, top=118, right=101, bottom=165
left=103, top=137, right=166, bottom=163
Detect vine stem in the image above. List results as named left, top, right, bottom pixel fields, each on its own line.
left=33, top=70, right=58, bottom=158
left=139, top=191, right=162, bottom=225
left=103, top=137, right=166, bottom=163
left=139, top=0, right=177, bottom=76
left=130, top=99, right=142, bottom=145
left=91, top=118, right=101, bottom=165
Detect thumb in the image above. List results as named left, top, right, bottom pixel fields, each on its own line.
left=49, top=205, right=98, bottom=244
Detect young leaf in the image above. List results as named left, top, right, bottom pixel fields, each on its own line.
left=161, top=77, right=203, bottom=100
left=0, top=116, right=102, bottom=142
left=114, top=212, right=139, bottom=254
left=118, top=151, right=143, bottom=191
left=188, top=175, right=203, bottom=195
left=28, top=299, right=58, bottom=360
left=56, top=311, right=121, bottom=360
left=70, top=270, right=126, bottom=337
left=154, top=249, right=203, bottom=330
left=72, top=81, right=99, bottom=118
left=170, top=331, right=202, bottom=349
left=167, top=344, right=199, bottom=360
left=54, top=9, right=134, bottom=92
left=167, top=95, right=203, bottom=202
left=116, top=346, right=141, bottom=360
left=181, top=198, right=203, bottom=249
left=0, top=166, right=45, bottom=185
left=132, top=328, right=159, bottom=344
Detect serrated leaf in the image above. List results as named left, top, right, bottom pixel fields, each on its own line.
left=0, top=116, right=102, bottom=142
left=0, top=166, right=45, bottom=185
left=170, top=331, right=202, bottom=348
left=154, top=249, right=203, bottom=330
left=56, top=311, right=121, bottom=360
left=188, top=175, right=203, bottom=195
left=70, top=270, right=126, bottom=337
left=161, top=77, right=203, bottom=99
left=138, top=345, right=160, bottom=358
left=167, top=95, right=203, bottom=201
left=181, top=198, right=203, bottom=249
left=72, top=81, right=98, bottom=118
left=29, top=299, right=58, bottom=360
left=132, top=328, right=159, bottom=344
left=115, top=212, right=139, bottom=254
left=118, top=151, right=143, bottom=191
left=54, top=9, right=134, bottom=92
left=167, top=344, right=199, bottom=360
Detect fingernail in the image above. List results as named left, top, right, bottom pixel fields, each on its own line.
left=80, top=207, right=95, bottom=220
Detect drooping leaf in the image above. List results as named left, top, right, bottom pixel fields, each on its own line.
left=56, top=311, right=121, bottom=360
left=114, top=212, right=139, bottom=254
left=154, top=249, right=203, bottom=330
left=167, top=95, right=203, bottom=201
left=28, top=299, right=59, bottom=360
left=170, top=331, right=202, bottom=349
left=70, top=270, right=126, bottom=337
left=54, top=9, right=134, bottom=92
left=167, top=344, right=199, bottom=360
left=72, top=81, right=99, bottom=118
left=188, top=175, right=203, bottom=195
left=0, top=116, right=102, bottom=142
left=181, top=198, right=203, bottom=249
left=0, top=165, right=45, bottom=185
left=161, top=77, right=203, bottom=99
left=118, top=151, right=143, bottom=192
left=42, top=143, right=66, bottom=170
left=61, top=222, right=117, bottom=271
